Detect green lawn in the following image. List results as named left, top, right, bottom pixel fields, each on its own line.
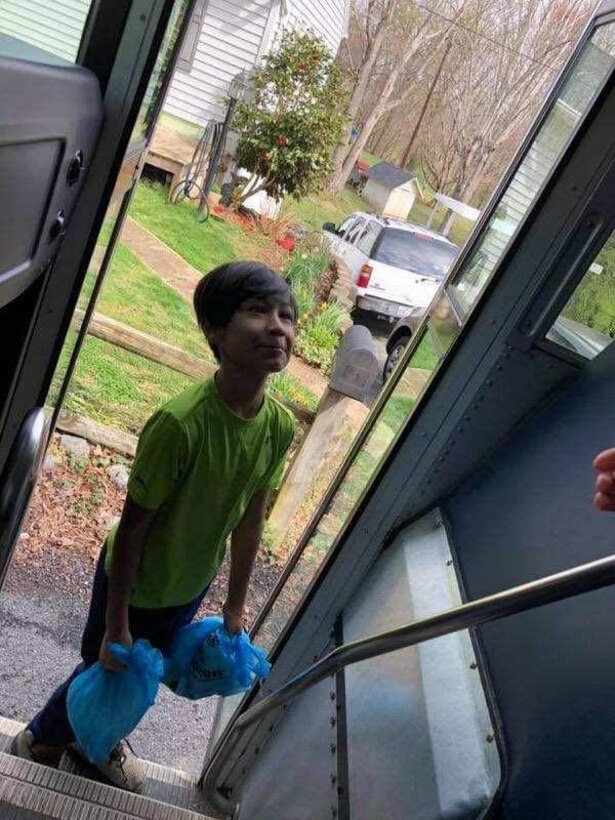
left=130, top=182, right=266, bottom=272
left=360, top=150, right=381, bottom=167
left=64, top=336, right=197, bottom=434
left=57, top=240, right=317, bottom=433
left=98, top=244, right=210, bottom=358
left=282, top=186, right=367, bottom=232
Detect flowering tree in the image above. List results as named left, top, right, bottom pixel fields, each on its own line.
left=233, top=29, right=345, bottom=206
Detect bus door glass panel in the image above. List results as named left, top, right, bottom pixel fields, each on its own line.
left=545, top=228, right=615, bottom=360
left=46, top=2, right=191, bottom=421
left=449, top=23, right=615, bottom=319
left=253, top=326, right=444, bottom=652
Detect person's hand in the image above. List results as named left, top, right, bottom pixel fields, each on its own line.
left=99, top=627, right=132, bottom=671
left=593, top=448, right=615, bottom=511
left=223, top=605, right=245, bottom=635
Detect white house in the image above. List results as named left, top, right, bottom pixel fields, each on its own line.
left=363, top=162, right=418, bottom=221
left=164, top=0, right=350, bottom=133
left=1, top=0, right=350, bottom=133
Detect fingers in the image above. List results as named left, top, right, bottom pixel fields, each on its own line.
left=99, top=634, right=132, bottom=672
left=594, top=492, right=615, bottom=512
left=99, top=651, right=127, bottom=673
left=103, top=659, right=126, bottom=672
left=593, top=448, right=615, bottom=471
left=596, top=472, right=615, bottom=493
left=594, top=450, right=615, bottom=511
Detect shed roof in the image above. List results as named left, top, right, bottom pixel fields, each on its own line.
left=367, top=161, right=416, bottom=190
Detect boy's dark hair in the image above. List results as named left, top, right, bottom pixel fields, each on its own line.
left=193, top=260, right=297, bottom=362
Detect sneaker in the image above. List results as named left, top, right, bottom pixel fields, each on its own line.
left=71, top=739, right=144, bottom=793
left=11, top=729, right=65, bottom=767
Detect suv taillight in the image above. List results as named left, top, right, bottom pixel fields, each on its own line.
left=357, top=264, right=373, bottom=288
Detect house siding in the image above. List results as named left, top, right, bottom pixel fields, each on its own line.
left=0, top=0, right=90, bottom=62
left=363, top=179, right=390, bottom=214
left=282, top=0, right=348, bottom=55
left=164, top=0, right=275, bottom=127
left=163, top=0, right=348, bottom=128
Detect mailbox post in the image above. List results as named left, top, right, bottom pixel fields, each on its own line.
left=267, top=327, right=380, bottom=549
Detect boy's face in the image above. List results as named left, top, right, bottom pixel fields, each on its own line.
left=211, top=295, right=296, bottom=374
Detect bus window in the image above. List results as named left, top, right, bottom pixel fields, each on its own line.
left=0, top=1, right=93, bottom=63
left=546, top=230, right=615, bottom=359
left=45, top=195, right=125, bottom=414
left=254, top=327, right=443, bottom=651
left=129, top=0, right=191, bottom=148
left=449, top=22, right=615, bottom=319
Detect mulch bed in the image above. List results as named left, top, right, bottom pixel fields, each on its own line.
left=13, top=435, right=283, bottom=627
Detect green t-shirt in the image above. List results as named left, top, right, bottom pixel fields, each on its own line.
left=105, top=378, right=295, bottom=608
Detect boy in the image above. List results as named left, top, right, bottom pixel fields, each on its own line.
left=12, top=260, right=297, bottom=792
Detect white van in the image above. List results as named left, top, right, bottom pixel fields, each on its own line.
left=323, top=212, right=458, bottom=320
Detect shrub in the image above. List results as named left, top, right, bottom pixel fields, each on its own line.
left=233, top=29, right=345, bottom=205
left=282, top=240, right=351, bottom=373
left=294, top=300, right=347, bottom=373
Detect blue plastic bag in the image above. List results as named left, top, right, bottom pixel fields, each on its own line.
left=67, top=640, right=164, bottom=763
left=164, top=616, right=270, bottom=700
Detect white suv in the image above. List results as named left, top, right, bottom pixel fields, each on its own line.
left=323, top=212, right=458, bottom=321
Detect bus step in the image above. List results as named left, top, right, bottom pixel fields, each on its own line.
left=0, top=717, right=216, bottom=819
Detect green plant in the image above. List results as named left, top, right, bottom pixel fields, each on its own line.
left=260, top=521, right=279, bottom=564
left=269, top=372, right=318, bottom=412
left=285, top=245, right=330, bottom=287
left=295, top=300, right=347, bottom=372
left=233, top=29, right=345, bottom=204
left=66, top=451, right=88, bottom=473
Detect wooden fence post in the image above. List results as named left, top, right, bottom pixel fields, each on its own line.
left=268, top=325, right=380, bottom=549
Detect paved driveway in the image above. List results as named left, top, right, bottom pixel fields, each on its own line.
left=0, top=556, right=217, bottom=777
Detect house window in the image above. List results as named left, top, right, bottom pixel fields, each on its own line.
left=177, top=0, right=207, bottom=73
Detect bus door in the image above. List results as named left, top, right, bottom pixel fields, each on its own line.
left=0, top=0, right=193, bottom=591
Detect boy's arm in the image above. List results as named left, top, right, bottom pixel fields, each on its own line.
left=224, top=489, right=270, bottom=634
left=100, top=495, right=158, bottom=671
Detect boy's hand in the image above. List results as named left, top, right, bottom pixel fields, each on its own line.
left=594, top=448, right=615, bottom=511
left=100, top=628, right=132, bottom=672
left=223, top=606, right=245, bottom=635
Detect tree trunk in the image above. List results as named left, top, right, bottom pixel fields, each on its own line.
left=400, top=38, right=451, bottom=169
left=439, top=156, right=488, bottom=236
left=333, top=99, right=395, bottom=193
left=328, top=6, right=392, bottom=190
left=369, top=110, right=395, bottom=156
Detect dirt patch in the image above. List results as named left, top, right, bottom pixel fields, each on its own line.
left=15, top=436, right=282, bottom=627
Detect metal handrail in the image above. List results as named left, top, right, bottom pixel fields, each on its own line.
left=203, top=551, right=615, bottom=815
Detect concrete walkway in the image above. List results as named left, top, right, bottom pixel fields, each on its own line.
left=120, top=218, right=328, bottom=398
left=121, top=218, right=202, bottom=304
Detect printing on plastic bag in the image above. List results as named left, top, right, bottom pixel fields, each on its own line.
left=164, top=616, right=271, bottom=700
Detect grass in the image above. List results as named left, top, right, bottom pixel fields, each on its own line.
left=130, top=182, right=267, bottom=272
left=360, top=150, right=381, bottom=167
left=282, top=186, right=367, bottom=232
left=410, top=330, right=440, bottom=371
left=97, top=244, right=210, bottom=358
left=64, top=337, right=197, bottom=433
left=56, top=240, right=317, bottom=432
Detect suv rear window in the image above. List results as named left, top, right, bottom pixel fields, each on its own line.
left=374, top=228, right=458, bottom=278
